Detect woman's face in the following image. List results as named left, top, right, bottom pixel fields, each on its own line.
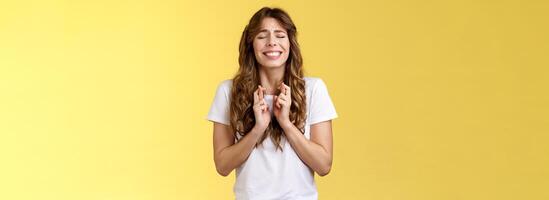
left=253, top=17, right=290, bottom=69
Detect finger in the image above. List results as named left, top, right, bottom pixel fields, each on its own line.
left=253, top=88, right=259, bottom=103
left=277, top=94, right=286, bottom=102
left=274, top=95, right=281, bottom=109
left=278, top=96, right=290, bottom=107
left=262, top=99, right=267, bottom=111
left=258, top=85, right=264, bottom=100
left=277, top=97, right=285, bottom=106
left=284, top=84, right=290, bottom=95
left=261, top=86, right=267, bottom=98
left=279, top=82, right=285, bottom=94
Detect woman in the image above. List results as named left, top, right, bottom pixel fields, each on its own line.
left=207, top=7, right=338, bottom=200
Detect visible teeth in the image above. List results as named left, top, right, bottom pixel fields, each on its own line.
left=265, top=52, right=281, bottom=56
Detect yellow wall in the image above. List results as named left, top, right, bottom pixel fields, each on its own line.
left=1, top=0, right=548, bottom=199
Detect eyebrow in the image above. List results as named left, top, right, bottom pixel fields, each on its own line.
left=258, top=29, right=287, bottom=34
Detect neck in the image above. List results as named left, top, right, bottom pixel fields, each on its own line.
left=258, top=65, right=285, bottom=95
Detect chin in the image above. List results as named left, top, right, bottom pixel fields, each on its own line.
left=258, top=59, right=287, bottom=69
left=261, top=63, right=285, bottom=68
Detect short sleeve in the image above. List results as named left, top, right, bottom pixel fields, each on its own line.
left=308, top=79, right=338, bottom=125
left=206, top=80, right=231, bottom=125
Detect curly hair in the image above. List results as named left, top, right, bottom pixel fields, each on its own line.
left=229, top=7, right=306, bottom=151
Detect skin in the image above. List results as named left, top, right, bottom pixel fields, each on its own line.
left=213, top=17, right=333, bottom=177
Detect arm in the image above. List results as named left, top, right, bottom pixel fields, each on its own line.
left=212, top=85, right=270, bottom=176
left=280, top=120, right=333, bottom=176
left=273, top=82, right=334, bottom=176
left=212, top=122, right=266, bottom=176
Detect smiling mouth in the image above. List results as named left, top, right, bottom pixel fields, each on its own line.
left=263, top=51, right=282, bottom=59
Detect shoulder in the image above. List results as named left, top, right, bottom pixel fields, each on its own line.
left=211, top=79, right=233, bottom=103
left=219, top=79, right=233, bottom=88
left=216, top=79, right=233, bottom=93
left=304, top=76, right=327, bottom=92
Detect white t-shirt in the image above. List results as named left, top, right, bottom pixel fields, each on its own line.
left=207, top=77, right=338, bottom=200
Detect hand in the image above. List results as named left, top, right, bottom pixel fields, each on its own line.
left=273, top=82, right=292, bottom=127
left=253, top=85, right=271, bottom=132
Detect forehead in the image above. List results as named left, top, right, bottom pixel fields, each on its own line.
left=258, top=17, right=287, bottom=33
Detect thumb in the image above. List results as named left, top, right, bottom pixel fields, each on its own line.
left=274, top=95, right=280, bottom=109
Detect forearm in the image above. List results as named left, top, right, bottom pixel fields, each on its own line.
left=281, top=122, right=332, bottom=176
left=215, top=126, right=264, bottom=176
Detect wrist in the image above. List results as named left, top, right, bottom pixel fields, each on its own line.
left=279, top=120, right=293, bottom=130
left=253, top=124, right=268, bottom=135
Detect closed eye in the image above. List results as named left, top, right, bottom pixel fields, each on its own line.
left=256, top=35, right=286, bottom=39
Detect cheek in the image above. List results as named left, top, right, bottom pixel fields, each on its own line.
left=253, top=41, right=263, bottom=54
left=282, top=40, right=291, bottom=52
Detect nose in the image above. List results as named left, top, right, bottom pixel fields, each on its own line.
left=267, top=35, right=277, bottom=47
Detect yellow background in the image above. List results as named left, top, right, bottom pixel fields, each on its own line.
left=1, top=0, right=548, bottom=199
